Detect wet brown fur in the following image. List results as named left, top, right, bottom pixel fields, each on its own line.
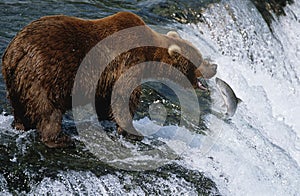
left=2, top=12, right=217, bottom=147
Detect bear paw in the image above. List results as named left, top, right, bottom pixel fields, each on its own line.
left=42, top=133, right=74, bottom=148
left=117, top=126, right=144, bottom=141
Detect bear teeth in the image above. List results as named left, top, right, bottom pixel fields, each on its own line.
left=197, top=81, right=208, bottom=91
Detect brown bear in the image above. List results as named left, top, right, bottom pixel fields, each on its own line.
left=1, top=12, right=217, bottom=148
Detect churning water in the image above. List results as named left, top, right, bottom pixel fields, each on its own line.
left=0, top=0, right=299, bottom=195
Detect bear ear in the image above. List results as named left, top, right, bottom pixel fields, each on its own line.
left=167, top=31, right=181, bottom=39
left=168, top=44, right=182, bottom=56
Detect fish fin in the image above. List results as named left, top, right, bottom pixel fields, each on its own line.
left=237, top=98, right=242, bottom=104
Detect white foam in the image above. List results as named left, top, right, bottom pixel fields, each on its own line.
left=29, top=170, right=200, bottom=195
left=0, top=174, right=10, bottom=196
left=174, top=0, right=300, bottom=195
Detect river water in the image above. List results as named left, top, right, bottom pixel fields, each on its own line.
left=0, top=0, right=299, bottom=195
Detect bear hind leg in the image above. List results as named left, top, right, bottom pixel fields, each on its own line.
left=12, top=115, right=26, bottom=131
left=37, top=109, right=72, bottom=148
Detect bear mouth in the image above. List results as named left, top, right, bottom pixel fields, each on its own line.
left=197, top=77, right=208, bottom=91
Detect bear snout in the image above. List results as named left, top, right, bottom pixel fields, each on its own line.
left=211, top=63, right=218, bottom=77
left=198, top=62, right=217, bottom=79
left=212, top=63, right=218, bottom=71
left=207, top=63, right=217, bottom=79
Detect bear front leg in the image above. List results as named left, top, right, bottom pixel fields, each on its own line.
left=37, top=109, right=71, bottom=148
left=117, top=125, right=144, bottom=141
left=115, top=87, right=144, bottom=141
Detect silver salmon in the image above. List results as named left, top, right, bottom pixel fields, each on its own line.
left=215, top=77, right=242, bottom=117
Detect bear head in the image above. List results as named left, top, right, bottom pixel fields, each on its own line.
left=164, top=31, right=217, bottom=90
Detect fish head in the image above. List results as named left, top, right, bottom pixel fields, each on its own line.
left=215, top=77, right=229, bottom=96
left=215, top=77, right=241, bottom=117
left=215, top=77, right=226, bottom=88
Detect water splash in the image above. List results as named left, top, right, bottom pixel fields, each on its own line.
left=174, top=0, right=300, bottom=194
